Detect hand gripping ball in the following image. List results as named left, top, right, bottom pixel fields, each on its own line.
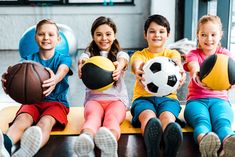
left=4, top=61, right=50, bottom=104
left=142, top=56, right=181, bottom=96
left=81, top=56, right=115, bottom=91
left=199, top=54, right=235, bottom=90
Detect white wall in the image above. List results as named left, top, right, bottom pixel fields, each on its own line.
left=0, top=0, right=177, bottom=50
left=150, top=0, right=176, bottom=44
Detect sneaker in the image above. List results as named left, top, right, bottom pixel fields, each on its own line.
left=0, top=130, right=10, bottom=157
left=199, top=132, right=221, bottom=157
left=143, top=118, right=162, bottom=157
left=12, top=126, right=42, bottom=157
left=163, top=122, right=183, bottom=157
left=223, top=135, right=235, bottom=157
left=94, top=127, right=118, bottom=157
left=74, top=133, right=95, bottom=157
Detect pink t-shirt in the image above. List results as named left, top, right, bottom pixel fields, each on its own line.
left=184, top=47, right=233, bottom=100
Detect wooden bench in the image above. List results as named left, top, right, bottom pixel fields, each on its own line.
left=0, top=105, right=192, bottom=135
left=1, top=105, right=235, bottom=135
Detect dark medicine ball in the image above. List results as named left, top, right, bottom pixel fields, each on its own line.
left=4, top=61, right=50, bottom=104
left=200, top=54, right=235, bottom=90
left=81, top=56, right=115, bottom=91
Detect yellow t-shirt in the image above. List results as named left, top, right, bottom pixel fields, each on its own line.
left=130, top=48, right=181, bottom=101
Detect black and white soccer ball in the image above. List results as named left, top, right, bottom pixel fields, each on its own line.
left=142, top=56, right=181, bottom=96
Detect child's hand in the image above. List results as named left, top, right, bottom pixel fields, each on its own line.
left=192, top=72, right=211, bottom=89
left=42, top=68, right=57, bottom=96
left=78, top=59, right=86, bottom=78
left=1, top=71, right=8, bottom=94
left=228, top=84, right=235, bottom=90
left=172, top=59, right=186, bottom=89
left=178, top=68, right=186, bottom=89
left=112, top=61, right=123, bottom=81
left=135, top=62, right=145, bottom=87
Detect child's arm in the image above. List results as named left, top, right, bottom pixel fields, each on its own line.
left=172, top=58, right=186, bottom=89
left=77, top=52, right=90, bottom=78
left=187, top=61, right=207, bottom=88
left=1, top=71, right=7, bottom=94
left=42, top=64, right=70, bottom=96
left=112, top=56, right=129, bottom=81
left=131, top=59, right=145, bottom=83
left=77, top=59, right=87, bottom=78
left=187, top=61, right=200, bottom=77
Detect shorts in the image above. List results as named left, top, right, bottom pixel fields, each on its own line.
left=131, top=96, right=181, bottom=127
left=14, top=101, right=69, bottom=130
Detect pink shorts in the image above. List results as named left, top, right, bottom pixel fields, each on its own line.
left=15, top=101, right=69, bottom=130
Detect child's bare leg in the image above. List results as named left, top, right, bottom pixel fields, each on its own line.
left=159, top=111, right=176, bottom=130
left=12, top=115, right=56, bottom=157
left=36, top=115, right=56, bottom=147
left=139, top=110, right=162, bottom=157
left=7, top=113, right=33, bottom=144
left=139, top=110, right=156, bottom=134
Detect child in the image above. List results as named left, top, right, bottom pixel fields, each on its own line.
left=0, top=19, right=72, bottom=157
left=74, top=16, right=129, bottom=157
left=184, top=15, right=235, bottom=157
left=130, top=14, right=186, bottom=157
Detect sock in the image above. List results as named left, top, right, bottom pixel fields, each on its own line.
left=3, top=134, right=12, bottom=155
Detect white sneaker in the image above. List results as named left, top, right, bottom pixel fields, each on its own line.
left=0, top=130, right=10, bottom=157
left=74, top=133, right=95, bottom=157
left=223, top=135, right=235, bottom=157
left=199, top=132, right=221, bottom=157
left=94, top=127, right=118, bottom=157
left=12, top=126, right=42, bottom=157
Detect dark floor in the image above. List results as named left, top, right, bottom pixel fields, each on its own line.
left=34, top=133, right=201, bottom=157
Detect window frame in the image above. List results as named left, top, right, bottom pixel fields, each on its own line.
left=0, top=0, right=134, bottom=6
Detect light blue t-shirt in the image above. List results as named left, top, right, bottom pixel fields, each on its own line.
left=22, top=51, right=73, bottom=107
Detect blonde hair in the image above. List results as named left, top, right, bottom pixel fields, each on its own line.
left=36, top=18, right=59, bottom=35
left=197, top=15, right=223, bottom=48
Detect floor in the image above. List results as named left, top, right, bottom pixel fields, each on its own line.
left=1, top=50, right=235, bottom=157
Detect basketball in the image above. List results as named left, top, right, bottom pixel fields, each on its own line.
left=142, top=56, right=181, bottom=96
left=199, top=54, right=235, bottom=90
left=81, top=56, right=115, bottom=91
left=4, top=61, right=50, bottom=104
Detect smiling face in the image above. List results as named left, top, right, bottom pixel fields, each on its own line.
left=144, top=22, right=169, bottom=49
left=35, top=23, right=61, bottom=52
left=197, top=21, right=222, bottom=54
left=92, top=24, right=116, bottom=52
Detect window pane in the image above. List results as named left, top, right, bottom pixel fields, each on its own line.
left=230, top=2, right=235, bottom=52
left=208, top=0, right=217, bottom=15
left=68, top=0, right=132, bottom=3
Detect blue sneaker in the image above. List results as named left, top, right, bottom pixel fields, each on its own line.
left=144, top=118, right=162, bottom=157
left=0, top=130, right=10, bottom=157
left=163, top=122, right=183, bottom=157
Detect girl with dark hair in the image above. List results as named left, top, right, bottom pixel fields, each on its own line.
left=74, top=16, right=129, bottom=157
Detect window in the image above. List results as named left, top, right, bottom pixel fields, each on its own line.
left=68, top=0, right=133, bottom=5
left=230, top=1, right=235, bottom=52
left=0, top=0, right=133, bottom=5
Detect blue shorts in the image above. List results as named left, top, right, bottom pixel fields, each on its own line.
left=131, top=96, right=181, bottom=127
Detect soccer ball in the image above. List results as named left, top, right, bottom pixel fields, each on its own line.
left=142, top=56, right=181, bottom=96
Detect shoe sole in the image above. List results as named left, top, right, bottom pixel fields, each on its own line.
left=199, top=132, right=221, bottom=157
left=74, top=133, right=95, bottom=157
left=223, top=136, right=235, bottom=157
left=94, top=127, right=118, bottom=157
left=12, top=126, right=42, bottom=157
left=144, top=118, right=162, bottom=157
left=163, top=122, right=183, bottom=157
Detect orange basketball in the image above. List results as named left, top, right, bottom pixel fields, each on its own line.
left=4, top=61, right=50, bottom=104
